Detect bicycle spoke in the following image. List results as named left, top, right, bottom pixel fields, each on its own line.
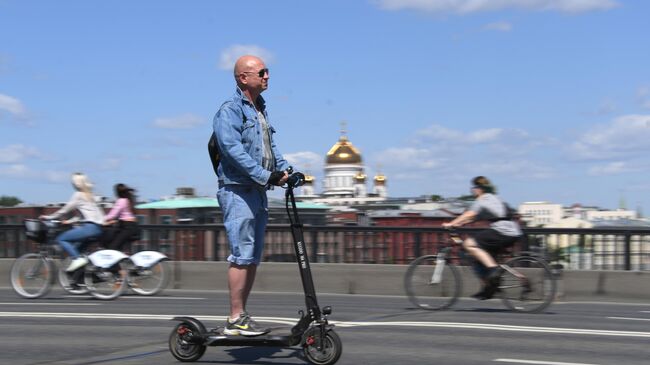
left=500, top=256, right=556, bottom=313
left=405, top=255, right=461, bottom=310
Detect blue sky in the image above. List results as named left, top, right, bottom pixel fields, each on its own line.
left=1, top=0, right=649, bottom=213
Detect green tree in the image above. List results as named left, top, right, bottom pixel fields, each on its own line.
left=430, top=194, right=443, bottom=201
left=0, top=196, right=23, bottom=207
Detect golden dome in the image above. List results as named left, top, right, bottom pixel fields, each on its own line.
left=354, top=172, right=366, bottom=182
left=304, top=174, right=315, bottom=184
left=326, top=135, right=362, bottom=164
left=374, top=173, right=386, bottom=185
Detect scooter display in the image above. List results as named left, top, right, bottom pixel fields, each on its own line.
left=168, top=171, right=343, bottom=365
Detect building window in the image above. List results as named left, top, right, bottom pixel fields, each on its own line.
left=136, top=215, right=149, bottom=240
left=159, top=215, right=173, bottom=240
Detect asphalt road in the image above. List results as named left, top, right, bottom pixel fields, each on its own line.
left=0, top=287, right=648, bottom=365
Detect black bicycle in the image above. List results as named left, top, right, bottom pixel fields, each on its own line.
left=404, top=230, right=557, bottom=313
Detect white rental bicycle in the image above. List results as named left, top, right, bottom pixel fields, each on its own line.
left=11, top=219, right=129, bottom=300
left=126, top=250, right=170, bottom=296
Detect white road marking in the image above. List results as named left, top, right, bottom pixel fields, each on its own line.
left=494, top=359, right=600, bottom=365
left=0, top=312, right=649, bottom=338
left=63, top=295, right=204, bottom=300
left=0, top=302, right=100, bottom=306
left=120, top=296, right=205, bottom=300
left=608, top=316, right=650, bottom=321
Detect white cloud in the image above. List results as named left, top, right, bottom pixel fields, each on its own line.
left=283, top=151, right=323, bottom=173
left=0, top=144, right=42, bottom=163
left=368, top=123, right=558, bottom=195
left=0, top=164, right=67, bottom=183
left=0, top=144, right=66, bottom=183
left=471, top=160, right=556, bottom=179
left=0, top=93, right=28, bottom=120
left=594, top=98, right=616, bottom=115
left=374, top=0, right=619, bottom=14
left=588, top=161, right=638, bottom=176
left=152, top=113, right=205, bottom=129
left=484, top=21, right=513, bottom=32
left=0, top=54, right=9, bottom=75
left=638, top=87, right=650, bottom=109
left=100, top=157, right=122, bottom=171
left=413, top=124, right=528, bottom=146
left=571, top=114, right=650, bottom=159
left=42, top=170, right=70, bottom=183
left=374, top=147, right=444, bottom=170
left=0, top=164, right=30, bottom=178
left=218, top=45, right=275, bottom=71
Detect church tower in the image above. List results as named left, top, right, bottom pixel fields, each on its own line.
left=322, top=122, right=365, bottom=198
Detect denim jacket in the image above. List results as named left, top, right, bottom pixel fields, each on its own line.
left=213, top=88, right=289, bottom=186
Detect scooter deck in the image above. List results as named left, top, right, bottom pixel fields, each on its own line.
left=204, top=327, right=298, bottom=347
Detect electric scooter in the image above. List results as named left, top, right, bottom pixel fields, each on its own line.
left=168, top=171, right=343, bottom=365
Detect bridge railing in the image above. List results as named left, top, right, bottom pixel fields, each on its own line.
left=1, top=224, right=649, bottom=270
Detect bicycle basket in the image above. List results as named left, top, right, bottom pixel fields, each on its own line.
left=24, top=219, right=47, bottom=243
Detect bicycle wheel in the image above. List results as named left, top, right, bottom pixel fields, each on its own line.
left=129, top=260, right=169, bottom=296
left=58, top=257, right=89, bottom=295
left=404, top=255, right=461, bottom=310
left=10, top=253, right=54, bottom=298
left=500, top=255, right=556, bottom=313
left=84, top=262, right=127, bottom=300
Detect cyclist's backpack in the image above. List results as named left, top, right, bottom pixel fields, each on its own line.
left=208, top=108, right=248, bottom=176
left=483, top=202, right=518, bottom=222
left=503, top=202, right=518, bottom=220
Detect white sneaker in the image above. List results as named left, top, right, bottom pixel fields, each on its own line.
left=66, top=257, right=89, bottom=272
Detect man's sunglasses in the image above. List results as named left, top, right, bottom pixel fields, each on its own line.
left=242, top=68, right=269, bottom=77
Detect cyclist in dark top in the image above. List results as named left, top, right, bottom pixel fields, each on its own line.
left=443, top=176, right=522, bottom=300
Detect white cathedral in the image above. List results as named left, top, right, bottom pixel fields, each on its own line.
left=296, top=127, right=388, bottom=206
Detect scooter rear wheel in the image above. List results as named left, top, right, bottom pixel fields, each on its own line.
left=169, top=323, right=206, bottom=362
left=303, top=329, right=342, bottom=365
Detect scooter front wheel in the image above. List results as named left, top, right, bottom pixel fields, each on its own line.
left=169, top=323, right=206, bottom=362
left=303, top=329, right=342, bottom=365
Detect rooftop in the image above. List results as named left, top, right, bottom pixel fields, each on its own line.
left=135, top=197, right=330, bottom=210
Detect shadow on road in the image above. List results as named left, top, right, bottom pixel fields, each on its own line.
left=197, top=347, right=303, bottom=364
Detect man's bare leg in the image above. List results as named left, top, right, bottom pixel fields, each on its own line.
left=228, top=263, right=256, bottom=319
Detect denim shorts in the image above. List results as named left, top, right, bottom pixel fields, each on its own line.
left=217, top=184, right=268, bottom=265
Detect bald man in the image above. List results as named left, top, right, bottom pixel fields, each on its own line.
left=213, top=55, right=290, bottom=336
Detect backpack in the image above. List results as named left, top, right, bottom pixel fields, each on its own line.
left=208, top=107, right=248, bottom=177
left=503, top=202, right=518, bottom=220
left=208, top=133, right=220, bottom=176
left=482, top=201, right=518, bottom=222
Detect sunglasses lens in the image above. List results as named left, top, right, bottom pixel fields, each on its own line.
left=258, top=68, right=268, bottom=77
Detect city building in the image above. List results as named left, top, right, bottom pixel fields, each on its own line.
left=297, top=126, right=389, bottom=206
left=517, top=202, right=564, bottom=226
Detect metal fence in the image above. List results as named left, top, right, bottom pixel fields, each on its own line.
left=1, top=224, right=650, bottom=270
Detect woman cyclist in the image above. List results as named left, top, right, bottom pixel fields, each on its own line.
left=40, top=173, right=105, bottom=272
left=442, top=176, right=522, bottom=300
left=103, top=183, right=139, bottom=252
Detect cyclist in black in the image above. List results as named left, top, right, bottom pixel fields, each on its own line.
left=442, top=176, right=522, bottom=300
